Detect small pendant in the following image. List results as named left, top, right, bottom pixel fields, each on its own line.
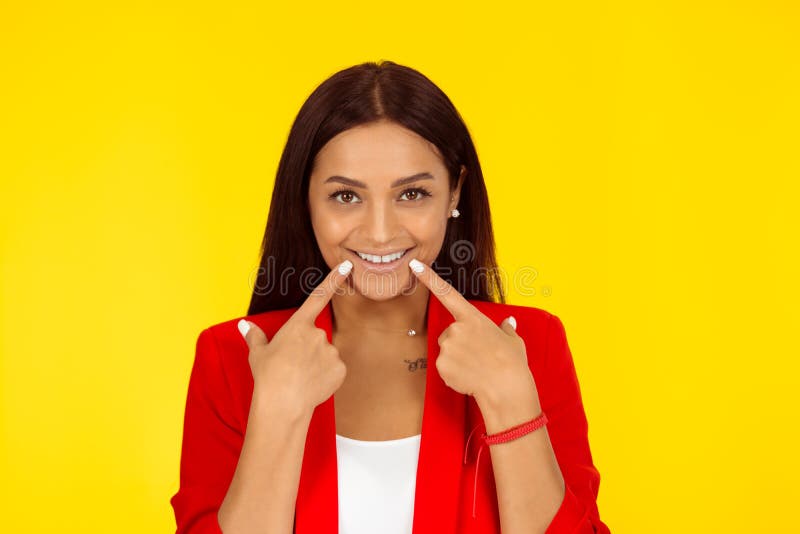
left=407, top=329, right=416, bottom=337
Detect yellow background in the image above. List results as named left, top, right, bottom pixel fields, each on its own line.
left=2, top=1, right=798, bottom=532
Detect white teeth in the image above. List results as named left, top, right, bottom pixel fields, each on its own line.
left=356, top=249, right=407, bottom=264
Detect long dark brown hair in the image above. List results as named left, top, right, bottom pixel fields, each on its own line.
left=247, top=60, right=505, bottom=315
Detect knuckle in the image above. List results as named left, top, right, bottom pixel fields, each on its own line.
left=334, top=360, right=348, bottom=380
left=304, top=328, right=327, bottom=347
left=314, top=327, right=328, bottom=342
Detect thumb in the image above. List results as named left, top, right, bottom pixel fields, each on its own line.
left=500, top=315, right=518, bottom=336
left=237, top=319, right=269, bottom=348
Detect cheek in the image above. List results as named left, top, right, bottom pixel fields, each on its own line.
left=405, top=211, right=448, bottom=250
left=310, top=207, right=353, bottom=250
left=316, top=217, right=349, bottom=241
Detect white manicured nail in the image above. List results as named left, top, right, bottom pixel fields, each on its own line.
left=409, top=258, right=425, bottom=273
left=507, top=316, right=517, bottom=331
left=237, top=319, right=251, bottom=338
left=338, top=260, right=353, bottom=275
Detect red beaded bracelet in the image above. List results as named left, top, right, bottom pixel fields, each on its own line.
left=463, top=411, right=549, bottom=518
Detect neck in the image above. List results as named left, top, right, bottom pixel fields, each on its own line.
left=330, top=284, right=430, bottom=336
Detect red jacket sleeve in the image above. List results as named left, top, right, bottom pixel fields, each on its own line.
left=541, top=314, right=611, bottom=534
left=170, top=327, right=240, bottom=534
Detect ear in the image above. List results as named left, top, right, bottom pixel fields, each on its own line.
left=450, top=165, right=467, bottom=211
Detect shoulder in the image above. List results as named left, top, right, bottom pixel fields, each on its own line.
left=200, top=306, right=299, bottom=354
left=467, top=299, right=560, bottom=335
left=188, top=307, right=302, bottom=411
left=193, top=307, right=299, bottom=384
left=466, top=300, right=569, bottom=369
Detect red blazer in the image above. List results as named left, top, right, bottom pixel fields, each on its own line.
left=170, top=291, right=610, bottom=533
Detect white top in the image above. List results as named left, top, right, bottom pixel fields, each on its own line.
left=335, top=433, right=422, bottom=534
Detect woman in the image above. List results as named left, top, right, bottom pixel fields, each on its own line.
left=170, top=61, right=610, bottom=534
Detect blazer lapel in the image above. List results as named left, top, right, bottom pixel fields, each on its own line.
left=295, top=290, right=466, bottom=534
left=294, top=300, right=338, bottom=534
left=412, top=291, right=465, bottom=534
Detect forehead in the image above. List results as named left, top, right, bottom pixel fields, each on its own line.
left=310, top=121, right=447, bottom=182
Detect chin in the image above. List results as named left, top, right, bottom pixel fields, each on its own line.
left=349, top=271, right=417, bottom=301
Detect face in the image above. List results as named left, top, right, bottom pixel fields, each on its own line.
left=308, top=120, right=464, bottom=300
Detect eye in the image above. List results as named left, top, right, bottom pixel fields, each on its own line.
left=328, top=188, right=362, bottom=204
left=327, top=186, right=432, bottom=205
left=399, top=187, right=433, bottom=201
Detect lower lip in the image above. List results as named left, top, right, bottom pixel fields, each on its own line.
left=350, top=249, right=413, bottom=273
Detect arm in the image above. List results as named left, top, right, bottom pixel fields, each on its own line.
left=170, top=328, right=311, bottom=534
left=218, top=390, right=311, bottom=533
left=480, top=313, right=610, bottom=534
left=478, top=366, right=565, bottom=533
left=539, top=314, right=609, bottom=533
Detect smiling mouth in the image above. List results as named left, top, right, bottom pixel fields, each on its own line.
left=347, top=247, right=414, bottom=268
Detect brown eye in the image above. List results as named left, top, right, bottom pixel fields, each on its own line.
left=329, top=189, right=361, bottom=204
left=399, top=187, right=432, bottom=202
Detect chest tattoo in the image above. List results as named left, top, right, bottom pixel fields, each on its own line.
left=403, top=357, right=427, bottom=372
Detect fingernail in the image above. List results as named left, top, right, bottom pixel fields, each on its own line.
left=338, top=260, right=353, bottom=275
left=507, top=316, right=517, bottom=331
left=237, top=319, right=251, bottom=338
left=409, top=258, right=425, bottom=273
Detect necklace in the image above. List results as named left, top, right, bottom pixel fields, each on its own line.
left=334, top=324, right=424, bottom=337
left=347, top=325, right=420, bottom=336
left=329, top=303, right=428, bottom=375
left=330, top=307, right=426, bottom=337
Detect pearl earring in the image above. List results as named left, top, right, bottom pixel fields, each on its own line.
left=451, top=208, right=460, bottom=218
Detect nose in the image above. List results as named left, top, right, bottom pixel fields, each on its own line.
left=363, top=199, right=399, bottom=244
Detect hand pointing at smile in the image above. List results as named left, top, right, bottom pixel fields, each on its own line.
left=237, top=260, right=353, bottom=417
left=408, top=257, right=542, bottom=433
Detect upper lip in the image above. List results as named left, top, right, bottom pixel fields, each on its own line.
left=349, top=248, right=412, bottom=257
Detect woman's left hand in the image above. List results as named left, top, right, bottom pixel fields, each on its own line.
left=409, top=259, right=542, bottom=418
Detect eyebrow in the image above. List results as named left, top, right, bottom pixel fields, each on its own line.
left=323, top=172, right=435, bottom=189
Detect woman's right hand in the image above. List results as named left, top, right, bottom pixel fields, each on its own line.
left=238, top=260, right=353, bottom=416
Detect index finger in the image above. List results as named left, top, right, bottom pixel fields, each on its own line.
left=293, top=259, right=353, bottom=323
left=408, top=257, right=476, bottom=321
